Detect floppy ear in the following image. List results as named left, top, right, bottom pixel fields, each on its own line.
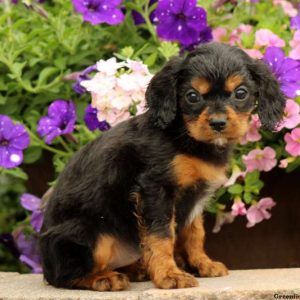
left=248, top=59, right=286, bottom=131
left=146, top=57, right=183, bottom=129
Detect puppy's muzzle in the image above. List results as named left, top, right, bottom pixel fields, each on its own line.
left=209, top=117, right=227, bottom=132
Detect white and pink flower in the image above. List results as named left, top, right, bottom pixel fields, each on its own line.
left=81, top=58, right=152, bottom=126
left=240, top=114, right=262, bottom=145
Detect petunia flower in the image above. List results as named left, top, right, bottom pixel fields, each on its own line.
left=242, top=146, right=277, bottom=172
left=72, top=65, right=97, bottom=95
left=229, top=24, right=252, bottom=46
left=0, top=115, right=30, bottom=169
left=154, top=0, right=211, bottom=47
left=212, top=27, right=227, bottom=42
left=72, top=0, right=124, bottom=26
left=14, top=232, right=42, bottom=273
left=291, top=15, right=300, bottom=30
left=289, top=30, right=300, bottom=60
left=284, top=128, right=300, bottom=156
left=263, top=47, right=300, bottom=98
left=242, top=48, right=263, bottom=59
left=273, top=0, right=297, bottom=17
left=246, top=197, right=276, bottom=228
left=37, top=100, right=76, bottom=144
left=20, top=193, right=44, bottom=233
left=240, top=114, right=262, bottom=145
left=255, top=29, right=285, bottom=48
left=231, top=201, right=247, bottom=216
left=84, top=105, right=110, bottom=132
left=276, top=99, right=300, bottom=131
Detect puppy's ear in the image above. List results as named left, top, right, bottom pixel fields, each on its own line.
left=248, top=59, right=286, bottom=130
left=146, top=57, right=183, bottom=129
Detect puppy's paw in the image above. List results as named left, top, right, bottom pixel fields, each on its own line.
left=92, top=272, right=130, bottom=291
left=198, top=260, right=228, bottom=277
left=154, top=269, right=199, bottom=289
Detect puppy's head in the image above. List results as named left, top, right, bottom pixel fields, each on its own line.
left=146, top=43, right=285, bottom=145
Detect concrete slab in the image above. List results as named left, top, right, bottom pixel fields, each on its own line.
left=0, top=269, right=299, bottom=300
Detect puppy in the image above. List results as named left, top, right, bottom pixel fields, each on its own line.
left=40, top=43, right=285, bottom=291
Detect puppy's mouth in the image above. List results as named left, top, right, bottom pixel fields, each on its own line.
left=184, top=108, right=251, bottom=145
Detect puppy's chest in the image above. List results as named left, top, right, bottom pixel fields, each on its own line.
left=171, top=154, right=228, bottom=225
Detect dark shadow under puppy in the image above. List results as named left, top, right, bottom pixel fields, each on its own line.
left=40, top=42, right=285, bottom=291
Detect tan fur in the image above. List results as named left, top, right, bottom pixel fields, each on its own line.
left=74, top=271, right=130, bottom=291
left=178, top=216, right=228, bottom=277
left=171, top=154, right=227, bottom=187
left=184, top=106, right=251, bottom=143
left=191, top=77, right=211, bottom=94
left=224, top=74, right=243, bottom=92
left=141, top=214, right=198, bottom=289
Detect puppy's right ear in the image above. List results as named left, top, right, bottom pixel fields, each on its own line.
left=146, top=57, right=183, bottom=129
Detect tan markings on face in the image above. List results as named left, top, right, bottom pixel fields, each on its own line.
left=225, top=106, right=251, bottom=142
left=191, top=77, right=211, bottom=94
left=184, top=106, right=252, bottom=144
left=224, top=75, right=243, bottom=92
left=171, top=154, right=227, bottom=187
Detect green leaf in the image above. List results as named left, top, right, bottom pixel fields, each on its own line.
left=144, top=52, right=157, bottom=67
left=11, top=62, right=27, bottom=78
left=1, top=168, right=28, bottom=180
left=243, top=192, right=253, bottom=204
left=228, top=184, right=243, bottom=195
left=37, top=67, right=59, bottom=87
left=158, top=42, right=180, bottom=60
left=23, top=146, right=42, bottom=164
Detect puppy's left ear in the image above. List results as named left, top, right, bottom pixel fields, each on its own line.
left=248, top=59, right=286, bottom=130
left=146, top=57, right=183, bottom=129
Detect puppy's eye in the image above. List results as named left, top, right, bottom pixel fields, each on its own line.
left=235, top=87, right=248, bottom=100
left=186, top=91, right=201, bottom=104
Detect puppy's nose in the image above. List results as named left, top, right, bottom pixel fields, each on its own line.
left=209, top=118, right=227, bottom=132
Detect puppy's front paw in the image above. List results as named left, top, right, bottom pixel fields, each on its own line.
left=198, top=260, right=228, bottom=277
left=154, top=269, right=199, bottom=289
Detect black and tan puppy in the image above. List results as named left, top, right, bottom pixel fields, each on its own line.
left=40, top=43, right=285, bottom=291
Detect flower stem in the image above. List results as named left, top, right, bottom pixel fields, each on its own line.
left=58, top=136, right=73, bottom=153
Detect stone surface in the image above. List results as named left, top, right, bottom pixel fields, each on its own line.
left=0, top=269, right=299, bottom=300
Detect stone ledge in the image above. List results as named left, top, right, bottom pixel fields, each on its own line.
left=0, top=269, right=299, bottom=300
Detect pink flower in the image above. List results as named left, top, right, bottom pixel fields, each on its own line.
left=276, top=99, right=300, bottom=131
left=242, top=48, right=264, bottom=59
left=242, top=147, right=277, bottom=172
left=289, top=31, right=300, bottom=59
left=231, top=201, right=247, bottom=216
left=240, top=114, right=262, bottom=145
left=212, top=27, right=227, bottom=42
left=273, top=0, right=297, bottom=17
left=255, top=29, right=285, bottom=48
left=279, top=158, right=289, bottom=168
left=224, top=165, right=245, bottom=187
left=229, top=24, right=252, bottom=46
left=246, top=197, right=276, bottom=228
left=284, top=128, right=300, bottom=156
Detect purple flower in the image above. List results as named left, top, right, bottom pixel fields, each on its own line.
left=263, top=47, right=300, bottom=98
left=291, top=15, right=300, bottom=30
left=132, top=0, right=157, bottom=25
left=21, top=193, right=44, bottom=233
left=154, top=0, right=210, bottom=46
left=14, top=232, right=42, bottom=274
left=72, top=0, right=124, bottom=26
left=72, top=65, right=97, bottom=95
left=37, top=100, right=76, bottom=144
left=0, top=115, right=30, bottom=169
left=84, top=105, right=110, bottom=131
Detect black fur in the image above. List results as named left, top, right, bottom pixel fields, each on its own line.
left=40, top=43, right=285, bottom=288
